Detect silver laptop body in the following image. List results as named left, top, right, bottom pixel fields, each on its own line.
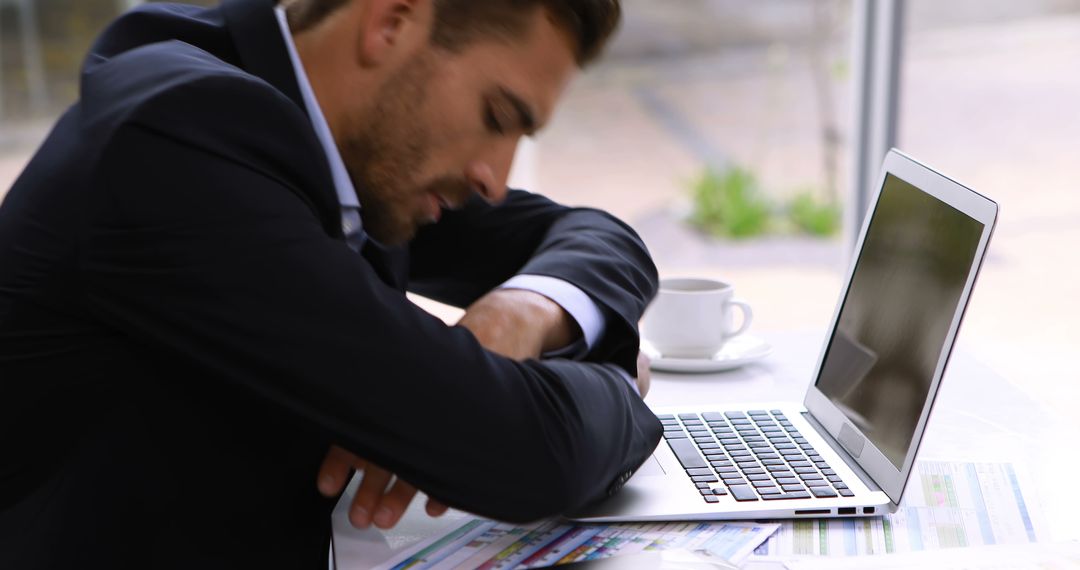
left=573, top=150, right=999, bottom=522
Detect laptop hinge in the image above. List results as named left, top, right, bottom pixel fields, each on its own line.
left=802, top=411, right=883, bottom=493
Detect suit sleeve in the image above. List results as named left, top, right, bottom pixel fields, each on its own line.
left=409, top=191, right=659, bottom=375
left=78, top=73, right=662, bottom=522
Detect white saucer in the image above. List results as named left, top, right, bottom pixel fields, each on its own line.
left=641, top=335, right=773, bottom=374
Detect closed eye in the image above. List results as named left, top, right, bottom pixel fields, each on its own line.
left=484, top=103, right=506, bottom=135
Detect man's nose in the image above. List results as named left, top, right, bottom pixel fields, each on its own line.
left=464, top=160, right=509, bottom=205
left=466, top=138, right=520, bottom=204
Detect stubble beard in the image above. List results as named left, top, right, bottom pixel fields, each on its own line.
left=342, top=54, right=434, bottom=246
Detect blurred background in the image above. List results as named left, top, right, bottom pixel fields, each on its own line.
left=2, top=1, right=1078, bottom=420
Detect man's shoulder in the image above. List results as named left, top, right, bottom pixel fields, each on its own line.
left=81, top=40, right=298, bottom=138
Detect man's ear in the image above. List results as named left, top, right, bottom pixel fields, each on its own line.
left=356, top=0, right=425, bottom=68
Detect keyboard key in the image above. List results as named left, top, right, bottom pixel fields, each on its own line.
left=806, top=480, right=831, bottom=487
left=710, top=460, right=732, bottom=468
left=758, top=487, right=783, bottom=495
left=703, top=495, right=719, bottom=503
left=678, top=413, right=699, bottom=421
left=719, top=438, right=742, bottom=445
left=667, top=438, right=708, bottom=469
left=691, top=475, right=718, bottom=483
left=742, top=468, right=766, bottom=476
left=657, top=414, right=676, bottom=421
left=663, top=432, right=688, bottom=439
left=776, top=477, right=800, bottom=485
left=789, top=461, right=812, bottom=468
left=839, top=489, right=855, bottom=497
left=747, top=473, right=772, bottom=481
left=835, top=483, right=849, bottom=490
left=687, top=468, right=713, bottom=477
left=699, top=488, right=714, bottom=495
left=810, top=487, right=838, bottom=498
left=762, top=459, right=785, bottom=466
left=725, top=412, right=748, bottom=420
left=762, top=493, right=805, bottom=500
left=821, top=469, right=836, bottom=476
left=715, top=467, right=738, bottom=474
left=694, top=482, right=711, bottom=489
left=781, top=484, right=805, bottom=492
left=693, top=437, right=714, bottom=444
left=800, top=474, right=824, bottom=481
left=728, top=485, right=758, bottom=501
left=757, top=453, right=780, bottom=460
left=752, top=480, right=776, bottom=488
left=712, top=487, right=729, bottom=495
left=702, top=412, right=725, bottom=422
left=827, top=475, right=843, bottom=483
left=698, top=442, right=720, bottom=450
left=721, top=478, right=747, bottom=487
left=794, top=467, right=817, bottom=474
left=780, top=449, right=805, bottom=456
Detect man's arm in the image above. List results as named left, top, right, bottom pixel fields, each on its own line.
left=82, top=73, right=661, bottom=522
left=408, top=190, right=659, bottom=376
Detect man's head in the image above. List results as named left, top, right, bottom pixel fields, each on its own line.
left=282, top=0, right=621, bottom=245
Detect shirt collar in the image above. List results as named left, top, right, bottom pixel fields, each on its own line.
left=273, top=7, right=360, bottom=211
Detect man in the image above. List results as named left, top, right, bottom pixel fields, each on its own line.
left=0, top=0, right=661, bottom=567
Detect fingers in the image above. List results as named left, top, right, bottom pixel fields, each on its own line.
left=349, top=463, right=394, bottom=529
left=425, top=498, right=449, bottom=517
left=370, top=477, right=419, bottom=529
left=318, top=445, right=363, bottom=497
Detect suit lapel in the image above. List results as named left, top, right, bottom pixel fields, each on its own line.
left=220, top=0, right=344, bottom=238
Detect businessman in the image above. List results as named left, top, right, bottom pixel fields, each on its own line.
left=0, top=0, right=661, bottom=567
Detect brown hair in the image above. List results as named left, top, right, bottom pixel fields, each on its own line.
left=282, top=0, right=621, bottom=66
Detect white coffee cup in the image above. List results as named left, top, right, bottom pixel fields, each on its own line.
left=641, top=278, right=753, bottom=359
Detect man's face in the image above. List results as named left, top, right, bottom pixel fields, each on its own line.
left=338, top=8, right=578, bottom=245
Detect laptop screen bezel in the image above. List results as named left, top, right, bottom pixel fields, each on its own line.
left=802, top=149, right=998, bottom=504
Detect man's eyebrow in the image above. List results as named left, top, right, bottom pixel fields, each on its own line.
left=498, top=87, right=538, bottom=135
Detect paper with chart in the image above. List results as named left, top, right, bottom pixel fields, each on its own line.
left=373, top=519, right=778, bottom=569
left=781, top=541, right=1080, bottom=569
left=751, top=460, right=1042, bottom=558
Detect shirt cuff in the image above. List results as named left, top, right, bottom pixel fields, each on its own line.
left=499, top=274, right=605, bottom=353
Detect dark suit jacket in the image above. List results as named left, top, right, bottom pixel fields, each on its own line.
left=0, top=0, right=661, bottom=567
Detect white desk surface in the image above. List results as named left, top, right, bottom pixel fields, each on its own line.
left=331, top=329, right=1079, bottom=568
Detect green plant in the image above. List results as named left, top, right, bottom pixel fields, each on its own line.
left=788, top=190, right=841, bottom=237
left=688, top=167, right=772, bottom=239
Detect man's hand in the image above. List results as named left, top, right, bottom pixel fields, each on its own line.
left=457, top=289, right=581, bottom=360
left=636, top=350, right=652, bottom=398
left=317, top=446, right=448, bottom=530
left=462, top=289, right=653, bottom=399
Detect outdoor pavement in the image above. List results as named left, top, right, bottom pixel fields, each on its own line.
left=2, top=9, right=1077, bottom=425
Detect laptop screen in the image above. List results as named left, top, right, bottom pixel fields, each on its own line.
left=813, top=174, right=985, bottom=468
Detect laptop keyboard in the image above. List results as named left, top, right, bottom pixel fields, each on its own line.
left=657, top=410, right=855, bottom=503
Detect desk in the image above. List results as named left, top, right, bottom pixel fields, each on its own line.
left=331, top=330, right=1079, bottom=568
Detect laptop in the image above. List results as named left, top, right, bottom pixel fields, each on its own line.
left=573, top=149, right=998, bottom=522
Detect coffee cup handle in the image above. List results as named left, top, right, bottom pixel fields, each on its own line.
left=724, top=299, right=753, bottom=338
